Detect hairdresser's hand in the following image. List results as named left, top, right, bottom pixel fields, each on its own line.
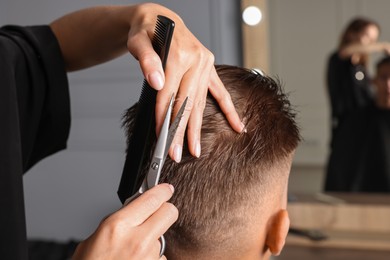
left=127, top=3, right=244, bottom=162
left=72, top=184, right=178, bottom=260
left=51, top=3, right=243, bottom=160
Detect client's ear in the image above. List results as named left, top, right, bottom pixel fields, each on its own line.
left=265, top=209, right=290, bottom=256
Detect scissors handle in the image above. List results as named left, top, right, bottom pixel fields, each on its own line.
left=159, top=235, right=166, bottom=257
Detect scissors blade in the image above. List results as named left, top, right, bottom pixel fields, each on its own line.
left=163, top=96, right=188, bottom=159
left=146, top=95, right=187, bottom=189
left=146, top=94, right=174, bottom=189
left=152, top=95, right=175, bottom=160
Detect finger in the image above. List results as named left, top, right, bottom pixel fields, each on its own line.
left=125, top=230, right=168, bottom=260
left=128, top=203, right=177, bottom=260
left=155, top=55, right=191, bottom=162
left=155, top=65, right=184, bottom=138
left=129, top=239, right=164, bottom=260
left=139, top=202, right=179, bottom=243
left=127, top=28, right=165, bottom=90
left=164, top=54, right=213, bottom=161
left=209, top=68, right=245, bottom=133
left=184, top=70, right=210, bottom=158
left=118, top=184, right=174, bottom=226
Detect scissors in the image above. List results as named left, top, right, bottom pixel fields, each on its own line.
left=124, top=94, right=188, bottom=257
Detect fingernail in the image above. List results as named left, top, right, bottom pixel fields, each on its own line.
left=174, top=144, right=182, bottom=163
left=168, top=184, right=175, bottom=193
left=195, top=141, right=201, bottom=158
left=148, top=71, right=164, bottom=90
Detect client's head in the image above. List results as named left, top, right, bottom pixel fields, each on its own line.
left=124, top=65, right=300, bottom=260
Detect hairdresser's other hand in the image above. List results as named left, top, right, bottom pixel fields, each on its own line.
left=72, top=184, right=178, bottom=260
left=127, top=3, right=244, bottom=161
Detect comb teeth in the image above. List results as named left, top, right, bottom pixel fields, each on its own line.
left=153, top=15, right=175, bottom=70
left=138, top=80, right=156, bottom=103
left=153, top=20, right=167, bottom=53
left=117, top=15, right=175, bottom=204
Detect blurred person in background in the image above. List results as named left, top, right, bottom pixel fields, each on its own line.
left=325, top=55, right=390, bottom=192
left=326, top=17, right=390, bottom=144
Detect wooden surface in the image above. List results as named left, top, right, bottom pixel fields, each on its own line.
left=275, top=245, right=390, bottom=260
left=286, top=230, right=390, bottom=251
left=286, top=193, right=390, bottom=251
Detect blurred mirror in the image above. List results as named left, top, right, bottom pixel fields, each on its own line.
left=242, top=0, right=390, bottom=193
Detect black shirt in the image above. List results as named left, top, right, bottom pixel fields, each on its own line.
left=326, top=52, right=374, bottom=147
left=0, top=25, right=70, bottom=260
left=325, top=104, right=390, bottom=192
left=326, top=52, right=373, bottom=123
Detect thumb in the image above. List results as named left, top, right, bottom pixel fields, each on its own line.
left=127, top=30, right=165, bottom=90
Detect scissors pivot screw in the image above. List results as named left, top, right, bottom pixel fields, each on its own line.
left=151, top=162, right=159, bottom=170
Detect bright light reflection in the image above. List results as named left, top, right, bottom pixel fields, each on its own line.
left=242, top=6, right=262, bottom=26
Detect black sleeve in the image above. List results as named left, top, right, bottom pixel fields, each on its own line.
left=326, top=52, right=354, bottom=119
left=0, top=25, right=70, bottom=260
left=1, top=25, right=71, bottom=172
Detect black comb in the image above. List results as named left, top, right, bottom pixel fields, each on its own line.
left=118, top=15, right=175, bottom=204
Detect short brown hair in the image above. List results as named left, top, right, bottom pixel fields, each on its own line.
left=123, top=64, right=300, bottom=257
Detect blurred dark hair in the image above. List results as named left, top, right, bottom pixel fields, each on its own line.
left=339, top=17, right=380, bottom=49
